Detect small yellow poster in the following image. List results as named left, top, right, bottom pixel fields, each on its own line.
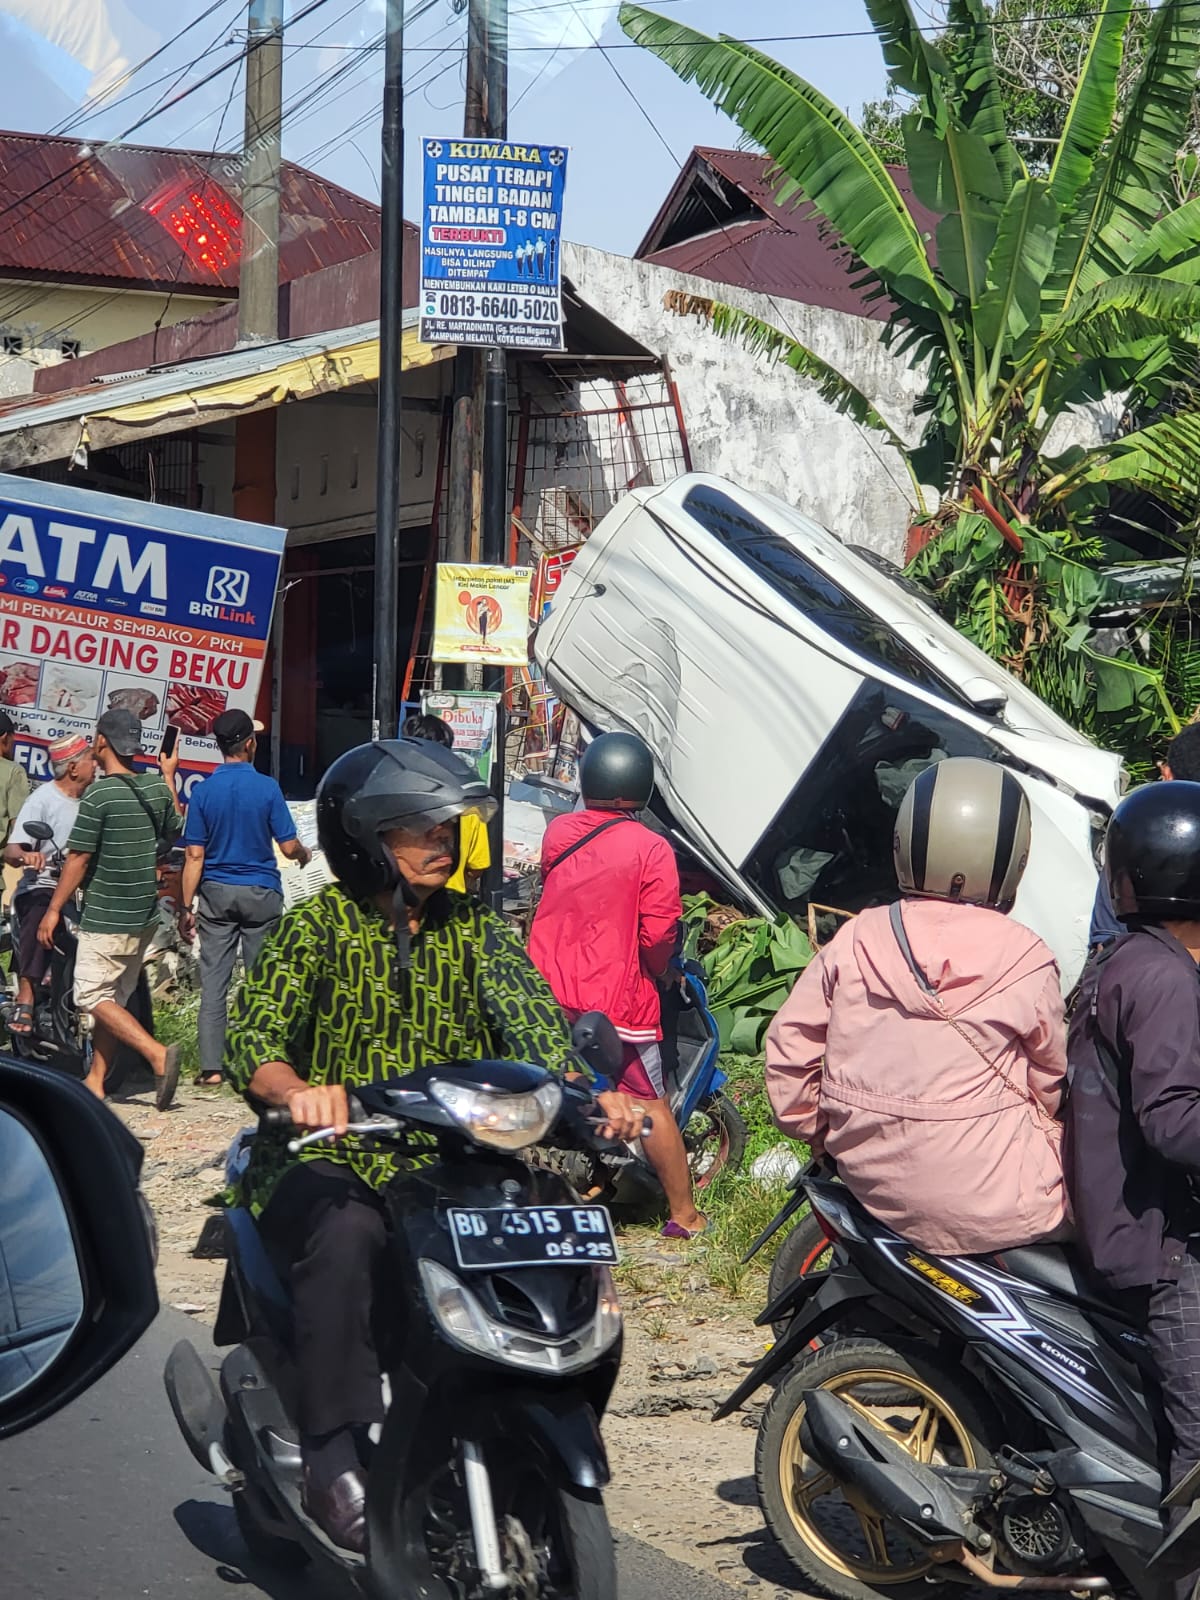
left=432, top=563, right=534, bottom=666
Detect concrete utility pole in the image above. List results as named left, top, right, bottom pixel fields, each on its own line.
left=373, top=0, right=407, bottom=741
left=238, top=0, right=283, bottom=345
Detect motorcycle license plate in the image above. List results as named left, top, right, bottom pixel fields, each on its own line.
left=446, top=1205, right=618, bottom=1270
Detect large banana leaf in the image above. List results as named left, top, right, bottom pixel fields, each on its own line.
left=1036, top=274, right=1200, bottom=363
left=1131, top=194, right=1200, bottom=280
left=617, top=5, right=954, bottom=318
left=706, top=301, right=915, bottom=454
left=1073, top=410, right=1200, bottom=511
left=942, top=0, right=1020, bottom=193
left=861, top=0, right=944, bottom=104
left=1047, top=0, right=1131, bottom=215
left=975, top=178, right=1059, bottom=366
left=1085, top=0, right=1200, bottom=284
left=903, top=118, right=1004, bottom=308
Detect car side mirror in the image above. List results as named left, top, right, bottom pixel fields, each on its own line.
left=0, top=1056, right=158, bottom=1439
left=22, top=821, right=53, bottom=843
left=570, top=1012, right=624, bottom=1080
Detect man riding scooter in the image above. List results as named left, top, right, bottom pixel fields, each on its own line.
left=223, top=737, right=643, bottom=1554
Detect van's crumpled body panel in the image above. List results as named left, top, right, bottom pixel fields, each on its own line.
left=534, top=474, right=1122, bottom=991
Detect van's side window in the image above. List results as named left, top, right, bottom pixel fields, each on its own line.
left=742, top=682, right=1000, bottom=926
left=681, top=484, right=957, bottom=703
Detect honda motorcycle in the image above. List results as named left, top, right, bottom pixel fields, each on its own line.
left=1, top=820, right=154, bottom=1090
left=722, top=1172, right=1200, bottom=1600
left=164, top=1019, right=636, bottom=1598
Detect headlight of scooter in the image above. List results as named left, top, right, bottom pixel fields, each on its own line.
left=419, top=1259, right=622, bottom=1373
left=429, top=1079, right=562, bottom=1151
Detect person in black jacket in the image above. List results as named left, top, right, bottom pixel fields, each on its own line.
left=1066, top=782, right=1200, bottom=1590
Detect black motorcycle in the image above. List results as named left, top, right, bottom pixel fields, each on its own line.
left=721, top=1172, right=1200, bottom=1600
left=164, top=1021, right=635, bottom=1599
left=1, top=819, right=154, bottom=1090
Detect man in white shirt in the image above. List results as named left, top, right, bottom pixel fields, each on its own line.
left=3, top=732, right=95, bottom=1034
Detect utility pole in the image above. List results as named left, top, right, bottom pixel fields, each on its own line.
left=238, top=0, right=283, bottom=345
left=373, top=0, right=406, bottom=741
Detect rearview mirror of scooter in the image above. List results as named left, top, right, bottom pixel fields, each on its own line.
left=0, top=1058, right=158, bottom=1439
left=22, top=821, right=52, bottom=843
left=571, top=1011, right=624, bottom=1079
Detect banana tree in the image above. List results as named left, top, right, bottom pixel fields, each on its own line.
left=619, top=0, right=1200, bottom=758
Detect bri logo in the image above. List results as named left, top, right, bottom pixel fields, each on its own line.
left=206, top=566, right=250, bottom=607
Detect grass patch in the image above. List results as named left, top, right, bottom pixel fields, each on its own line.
left=153, top=991, right=203, bottom=1082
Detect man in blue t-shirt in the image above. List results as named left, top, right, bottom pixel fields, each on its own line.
left=182, top=710, right=312, bottom=1084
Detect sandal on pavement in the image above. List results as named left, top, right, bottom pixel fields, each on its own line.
left=196, top=1072, right=223, bottom=1088
left=8, top=1002, right=33, bottom=1036
left=156, top=1044, right=181, bottom=1111
left=661, top=1216, right=709, bottom=1240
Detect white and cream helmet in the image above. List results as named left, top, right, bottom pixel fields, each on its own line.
left=893, top=757, right=1031, bottom=913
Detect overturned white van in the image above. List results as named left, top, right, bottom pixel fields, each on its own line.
left=534, top=474, right=1123, bottom=990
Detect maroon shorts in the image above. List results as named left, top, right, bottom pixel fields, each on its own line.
left=617, top=1040, right=665, bottom=1102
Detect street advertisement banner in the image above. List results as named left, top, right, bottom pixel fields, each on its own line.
left=0, top=475, right=285, bottom=802
left=421, top=690, right=499, bottom=783
left=419, top=136, right=567, bottom=351
left=530, top=548, right=579, bottom=624
left=432, top=563, right=532, bottom=666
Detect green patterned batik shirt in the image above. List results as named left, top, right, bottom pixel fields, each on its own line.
left=224, top=883, right=576, bottom=1215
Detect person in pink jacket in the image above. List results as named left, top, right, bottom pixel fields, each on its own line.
left=765, top=756, right=1069, bottom=1257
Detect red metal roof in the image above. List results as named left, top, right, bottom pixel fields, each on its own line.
left=0, top=129, right=380, bottom=293
left=636, top=146, right=939, bottom=322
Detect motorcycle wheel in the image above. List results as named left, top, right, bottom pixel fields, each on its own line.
left=685, top=1093, right=747, bottom=1190
left=400, top=1440, right=616, bottom=1600
left=756, top=1338, right=998, bottom=1600
left=766, top=1210, right=835, bottom=1341
left=232, top=1483, right=310, bottom=1572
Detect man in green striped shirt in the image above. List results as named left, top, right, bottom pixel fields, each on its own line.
left=38, top=708, right=184, bottom=1108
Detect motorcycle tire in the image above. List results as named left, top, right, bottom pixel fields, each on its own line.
left=232, top=1482, right=310, bottom=1572
left=756, top=1338, right=998, bottom=1600
left=686, top=1093, right=747, bottom=1191
left=766, top=1210, right=836, bottom=1342
left=399, top=1438, right=616, bottom=1600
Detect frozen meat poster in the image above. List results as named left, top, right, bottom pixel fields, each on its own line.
left=0, top=475, right=285, bottom=798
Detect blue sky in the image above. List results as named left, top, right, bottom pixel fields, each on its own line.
left=0, top=0, right=891, bottom=254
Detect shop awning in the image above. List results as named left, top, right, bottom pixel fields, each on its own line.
left=0, top=313, right=454, bottom=473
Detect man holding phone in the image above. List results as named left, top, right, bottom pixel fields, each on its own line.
left=181, top=710, right=311, bottom=1085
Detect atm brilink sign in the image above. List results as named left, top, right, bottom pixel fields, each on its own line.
left=419, top=137, right=568, bottom=352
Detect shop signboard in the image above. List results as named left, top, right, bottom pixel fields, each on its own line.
left=431, top=562, right=533, bottom=667
left=530, top=547, right=579, bottom=623
left=0, top=475, right=285, bottom=802
left=419, top=136, right=567, bottom=351
left=421, top=690, right=499, bottom=783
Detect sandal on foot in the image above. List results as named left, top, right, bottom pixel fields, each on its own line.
left=661, top=1216, right=709, bottom=1240
left=196, top=1072, right=223, bottom=1088
left=156, top=1044, right=181, bottom=1111
left=8, top=1002, right=33, bottom=1036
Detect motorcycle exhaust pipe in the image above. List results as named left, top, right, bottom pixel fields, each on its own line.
left=937, top=1545, right=1111, bottom=1593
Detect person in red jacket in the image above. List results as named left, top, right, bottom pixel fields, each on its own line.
left=530, top=731, right=705, bottom=1237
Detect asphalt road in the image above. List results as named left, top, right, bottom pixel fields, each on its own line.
left=0, top=1309, right=740, bottom=1600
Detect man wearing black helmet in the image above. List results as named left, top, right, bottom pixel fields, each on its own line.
left=223, top=737, right=643, bottom=1554
left=530, top=730, right=704, bottom=1239
left=1067, top=782, right=1200, bottom=1578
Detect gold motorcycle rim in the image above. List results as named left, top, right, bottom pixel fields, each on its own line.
left=776, top=1366, right=980, bottom=1585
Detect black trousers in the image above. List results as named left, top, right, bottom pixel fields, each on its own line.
left=258, top=1160, right=388, bottom=1440
left=15, top=887, right=54, bottom=987
left=1145, top=1251, right=1200, bottom=1600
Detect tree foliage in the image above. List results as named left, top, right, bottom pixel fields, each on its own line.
left=620, top=0, right=1200, bottom=762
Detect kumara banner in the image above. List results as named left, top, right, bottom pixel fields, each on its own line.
left=431, top=563, right=533, bottom=667
left=0, top=475, right=285, bottom=801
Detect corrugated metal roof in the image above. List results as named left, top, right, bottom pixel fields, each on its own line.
left=0, top=129, right=380, bottom=293
left=636, top=146, right=939, bottom=322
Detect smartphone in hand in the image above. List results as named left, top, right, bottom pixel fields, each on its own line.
left=160, top=725, right=180, bottom=759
